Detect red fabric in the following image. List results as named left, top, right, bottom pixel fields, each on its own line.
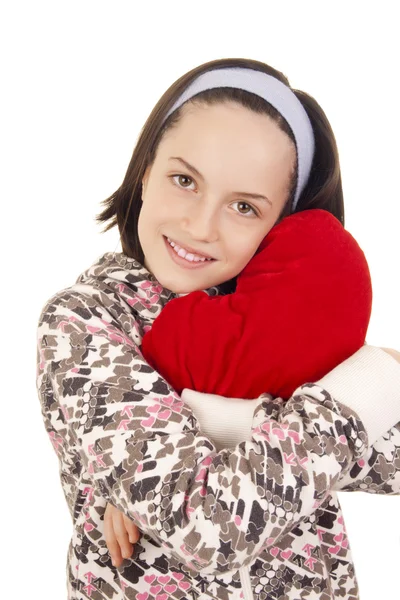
left=141, top=209, right=372, bottom=400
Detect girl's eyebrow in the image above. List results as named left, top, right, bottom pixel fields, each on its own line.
left=168, top=156, right=272, bottom=206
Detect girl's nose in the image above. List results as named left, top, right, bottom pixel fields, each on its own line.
left=181, top=201, right=219, bottom=243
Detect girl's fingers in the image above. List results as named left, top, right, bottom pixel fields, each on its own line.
left=111, top=510, right=134, bottom=560
left=104, top=505, right=124, bottom=567
left=104, top=503, right=140, bottom=567
left=122, top=514, right=141, bottom=544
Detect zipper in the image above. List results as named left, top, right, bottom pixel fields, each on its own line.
left=239, top=566, right=254, bottom=600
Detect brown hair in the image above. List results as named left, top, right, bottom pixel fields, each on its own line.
left=95, top=57, right=344, bottom=292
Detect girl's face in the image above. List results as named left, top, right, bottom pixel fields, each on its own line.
left=138, top=101, right=296, bottom=294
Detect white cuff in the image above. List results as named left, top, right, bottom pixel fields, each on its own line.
left=315, top=346, right=400, bottom=445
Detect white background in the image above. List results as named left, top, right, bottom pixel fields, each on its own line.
left=1, top=1, right=399, bottom=599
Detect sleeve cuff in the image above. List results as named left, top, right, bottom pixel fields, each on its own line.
left=315, top=346, right=400, bottom=445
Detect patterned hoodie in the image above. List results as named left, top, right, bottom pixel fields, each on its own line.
left=35, top=251, right=400, bottom=600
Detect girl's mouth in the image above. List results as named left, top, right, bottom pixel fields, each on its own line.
left=163, top=236, right=216, bottom=270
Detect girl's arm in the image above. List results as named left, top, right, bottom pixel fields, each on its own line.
left=381, top=347, right=400, bottom=363
left=333, top=421, right=400, bottom=494
left=36, top=291, right=400, bottom=575
left=322, top=347, right=400, bottom=494
left=181, top=347, right=400, bottom=497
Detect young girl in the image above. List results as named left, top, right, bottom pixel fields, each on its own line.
left=36, top=58, right=400, bottom=600
left=106, top=203, right=374, bottom=572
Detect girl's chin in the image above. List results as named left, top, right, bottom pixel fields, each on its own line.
left=147, top=253, right=225, bottom=293
left=158, top=276, right=213, bottom=295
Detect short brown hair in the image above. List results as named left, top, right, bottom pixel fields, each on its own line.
left=96, top=57, right=344, bottom=288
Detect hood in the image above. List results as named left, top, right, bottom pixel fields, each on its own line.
left=73, top=251, right=224, bottom=326
left=73, top=251, right=176, bottom=326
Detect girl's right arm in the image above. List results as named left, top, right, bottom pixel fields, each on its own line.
left=381, top=347, right=400, bottom=363
left=36, top=291, right=400, bottom=575
left=181, top=346, right=400, bottom=498
left=323, top=346, right=400, bottom=494
left=107, top=346, right=400, bottom=567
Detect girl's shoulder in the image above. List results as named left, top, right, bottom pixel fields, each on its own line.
left=36, top=251, right=175, bottom=343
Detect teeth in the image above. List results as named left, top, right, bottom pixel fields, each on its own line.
left=166, top=237, right=213, bottom=262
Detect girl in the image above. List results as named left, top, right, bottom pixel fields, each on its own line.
left=36, top=57, right=400, bottom=600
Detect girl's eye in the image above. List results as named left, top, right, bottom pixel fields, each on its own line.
left=170, top=174, right=195, bottom=190
left=170, top=174, right=258, bottom=218
left=231, top=201, right=258, bottom=218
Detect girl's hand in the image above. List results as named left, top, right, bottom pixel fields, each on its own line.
left=104, top=502, right=141, bottom=567
left=380, top=347, right=400, bottom=364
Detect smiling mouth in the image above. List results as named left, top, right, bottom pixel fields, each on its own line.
left=163, top=235, right=217, bottom=269
left=165, top=236, right=216, bottom=262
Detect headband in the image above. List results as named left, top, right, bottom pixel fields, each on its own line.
left=163, top=67, right=315, bottom=211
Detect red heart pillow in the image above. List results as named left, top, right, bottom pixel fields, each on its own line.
left=141, top=209, right=372, bottom=400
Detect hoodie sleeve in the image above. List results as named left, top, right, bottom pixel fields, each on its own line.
left=36, top=291, right=397, bottom=575
left=316, top=346, right=400, bottom=494
left=333, top=423, right=400, bottom=494
left=180, top=387, right=400, bottom=497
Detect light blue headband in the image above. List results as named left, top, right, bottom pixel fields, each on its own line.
left=163, top=67, right=315, bottom=212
